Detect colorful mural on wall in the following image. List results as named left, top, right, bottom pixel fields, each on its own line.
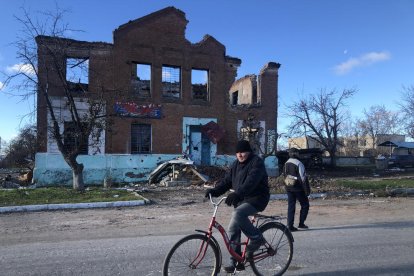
left=114, top=102, right=162, bottom=118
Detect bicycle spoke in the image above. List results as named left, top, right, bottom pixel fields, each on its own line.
left=163, top=234, right=220, bottom=275
left=250, top=222, right=293, bottom=276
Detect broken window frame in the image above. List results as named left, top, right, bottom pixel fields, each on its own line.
left=131, top=123, right=152, bottom=154
left=191, top=68, right=209, bottom=101
left=162, top=65, right=181, bottom=99
left=63, top=121, right=88, bottom=155
left=131, top=63, right=151, bottom=98
left=66, top=57, right=89, bottom=92
left=231, top=91, right=239, bottom=105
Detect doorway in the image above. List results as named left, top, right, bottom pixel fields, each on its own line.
left=189, top=125, right=211, bottom=165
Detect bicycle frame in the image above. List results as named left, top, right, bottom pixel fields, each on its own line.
left=194, top=195, right=274, bottom=265
left=163, top=194, right=294, bottom=276
left=208, top=208, right=246, bottom=263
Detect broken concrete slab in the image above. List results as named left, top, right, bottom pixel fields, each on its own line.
left=147, top=156, right=208, bottom=186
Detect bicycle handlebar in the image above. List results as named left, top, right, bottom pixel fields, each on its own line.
left=208, top=193, right=227, bottom=206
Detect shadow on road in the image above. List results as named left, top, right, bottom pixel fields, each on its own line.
left=302, top=262, right=414, bottom=276
left=304, top=220, right=414, bottom=232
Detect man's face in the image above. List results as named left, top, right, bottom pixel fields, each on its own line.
left=236, top=151, right=250, bottom=163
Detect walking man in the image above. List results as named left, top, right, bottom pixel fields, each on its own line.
left=283, top=148, right=311, bottom=231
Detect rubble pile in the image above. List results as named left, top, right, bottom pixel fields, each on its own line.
left=196, top=166, right=227, bottom=185
left=0, top=168, right=32, bottom=189
left=147, top=156, right=228, bottom=187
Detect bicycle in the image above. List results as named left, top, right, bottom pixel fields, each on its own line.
left=162, top=194, right=294, bottom=275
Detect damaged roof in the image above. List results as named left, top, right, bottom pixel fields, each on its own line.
left=115, top=6, right=188, bottom=32
left=378, top=141, right=414, bottom=149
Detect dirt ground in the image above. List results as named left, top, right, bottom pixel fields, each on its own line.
left=1, top=165, right=414, bottom=246
left=1, top=184, right=414, bottom=247
left=136, top=165, right=414, bottom=204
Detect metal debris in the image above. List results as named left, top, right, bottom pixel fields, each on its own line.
left=148, top=156, right=209, bottom=186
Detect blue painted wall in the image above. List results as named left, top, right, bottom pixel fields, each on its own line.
left=33, top=153, right=278, bottom=186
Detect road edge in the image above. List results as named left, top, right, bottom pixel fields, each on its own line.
left=0, top=198, right=151, bottom=213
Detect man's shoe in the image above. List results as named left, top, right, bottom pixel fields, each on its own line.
left=289, top=226, right=298, bottom=232
left=298, top=223, right=309, bottom=229
left=223, top=263, right=245, bottom=273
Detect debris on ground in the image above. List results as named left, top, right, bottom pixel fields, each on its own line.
left=147, top=156, right=222, bottom=187
left=0, top=168, right=32, bottom=189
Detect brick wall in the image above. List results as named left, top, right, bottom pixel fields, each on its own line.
left=36, top=7, right=280, bottom=159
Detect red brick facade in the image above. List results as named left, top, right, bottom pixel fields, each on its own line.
left=36, top=7, right=280, bottom=164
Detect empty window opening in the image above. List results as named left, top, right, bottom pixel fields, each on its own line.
left=66, top=57, right=89, bottom=92
left=252, top=86, right=258, bottom=104
left=131, top=63, right=151, bottom=97
left=162, top=65, right=181, bottom=99
left=131, top=124, right=151, bottom=154
left=191, top=69, right=209, bottom=101
left=63, top=121, right=88, bottom=155
left=232, top=91, right=239, bottom=105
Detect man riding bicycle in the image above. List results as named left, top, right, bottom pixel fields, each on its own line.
left=205, top=140, right=270, bottom=273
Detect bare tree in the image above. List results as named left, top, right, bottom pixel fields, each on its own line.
left=399, top=85, right=414, bottom=139
left=1, top=124, right=37, bottom=171
left=338, top=116, right=362, bottom=156
left=2, top=6, right=109, bottom=190
left=238, top=113, right=277, bottom=160
left=286, top=88, right=356, bottom=166
left=357, top=105, right=401, bottom=154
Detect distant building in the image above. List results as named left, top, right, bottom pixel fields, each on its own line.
left=288, top=134, right=405, bottom=157
left=288, top=136, right=323, bottom=151
left=377, top=140, right=414, bottom=156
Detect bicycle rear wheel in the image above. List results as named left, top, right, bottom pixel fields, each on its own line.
left=250, top=222, right=293, bottom=276
left=162, top=233, right=221, bottom=276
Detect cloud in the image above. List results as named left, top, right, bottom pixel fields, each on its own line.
left=0, top=81, right=4, bottom=90
left=162, top=71, right=171, bottom=80
left=333, top=51, right=391, bottom=75
left=6, top=63, right=36, bottom=75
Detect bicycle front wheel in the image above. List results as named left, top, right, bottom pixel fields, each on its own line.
left=250, top=222, right=293, bottom=276
left=162, top=233, right=221, bottom=276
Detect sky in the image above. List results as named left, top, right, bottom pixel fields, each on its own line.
left=1, top=0, right=414, bottom=146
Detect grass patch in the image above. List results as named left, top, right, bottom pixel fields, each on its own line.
left=0, top=187, right=143, bottom=207
left=336, top=179, right=414, bottom=190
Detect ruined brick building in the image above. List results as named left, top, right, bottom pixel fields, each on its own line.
left=34, top=7, right=280, bottom=185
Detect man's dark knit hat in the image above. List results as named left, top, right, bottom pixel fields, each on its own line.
left=236, top=140, right=252, bottom=153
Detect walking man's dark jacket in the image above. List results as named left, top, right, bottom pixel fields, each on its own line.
left=283, top=158, right=311, bottom=196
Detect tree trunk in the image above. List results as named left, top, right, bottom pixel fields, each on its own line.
left=329, top=151, right=336, bottom=167
left=72, top=163, right=85, bottom=191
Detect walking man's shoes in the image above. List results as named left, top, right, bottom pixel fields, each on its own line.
left=298, top=224, right=309, bottom=229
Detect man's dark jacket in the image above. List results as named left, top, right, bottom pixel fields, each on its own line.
left=283, top=158, right=311, bottom=195
left=213, top=153, right=270, bottom=211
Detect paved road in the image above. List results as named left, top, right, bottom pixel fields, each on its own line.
left=1, top=220, right=413, bottom=275
left=1, top=197, right=413, bottom=275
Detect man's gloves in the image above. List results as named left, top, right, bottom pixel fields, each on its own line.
left=205, top=188, right=220, bottom=198
left=225, top=192, right=241, bottom=207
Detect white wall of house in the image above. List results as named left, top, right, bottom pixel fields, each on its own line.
left=47, top=97, right=105, bottom=155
